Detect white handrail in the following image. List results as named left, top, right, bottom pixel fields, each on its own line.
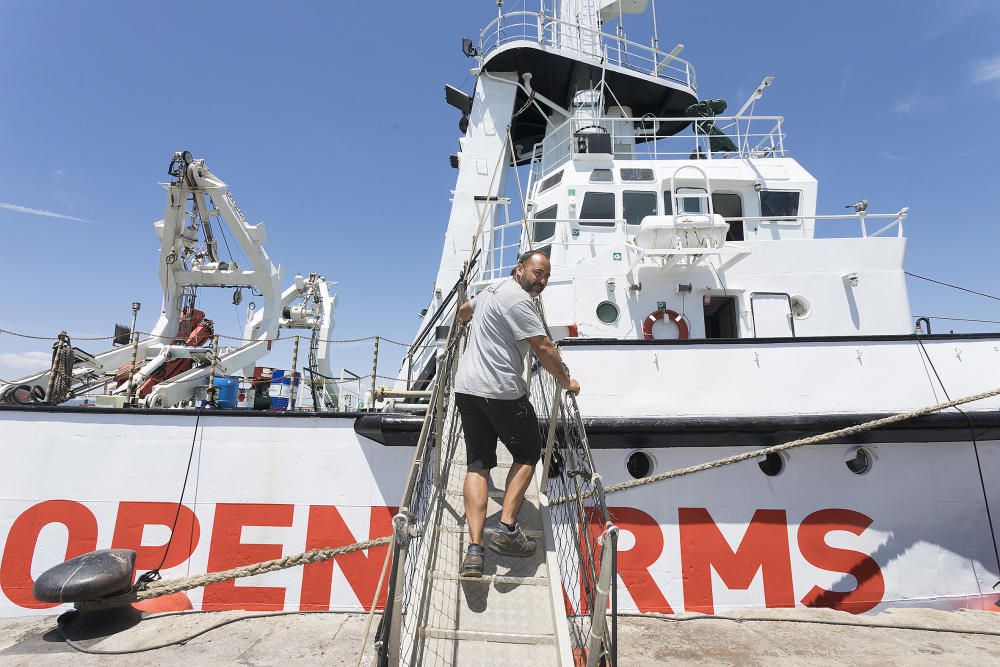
left=529, top=114, right=789, bottom=179
left=728, top=213, right=904, bottom=222
left=478, top=10, right=697, bottom=89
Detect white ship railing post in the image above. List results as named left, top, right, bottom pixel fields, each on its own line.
left=586, top=525, right=618, bottom=667
left=385, top=511, right=410, bottom=666
left=540, top=388, right=563, bottom=495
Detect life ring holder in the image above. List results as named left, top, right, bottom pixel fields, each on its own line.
left=642, top=309, right=690, bottom=340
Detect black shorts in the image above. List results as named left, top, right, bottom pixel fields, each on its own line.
left=455, top=392, right=543, bottom=472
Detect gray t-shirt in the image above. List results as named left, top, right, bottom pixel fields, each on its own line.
left=454, top=279, right=547, bottom=400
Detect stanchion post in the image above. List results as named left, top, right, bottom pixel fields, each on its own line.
left=611, top=527, right=618, bottom=666
left=406, top=352, right=413, bottom=390
left=540, top=388, right=563, bottom=495
left=370, top=336, right=380, bottom=409
left=206, top=334, right=220, bottom=407
left=290, top=335, right=300, bottom=411
left=386, top=514, right=409, bottom=666
left=586, top=527, right=617, bottom=667
left=124, top=302, right=142, bottom=406
left=433, top=356, right=445, bottom=486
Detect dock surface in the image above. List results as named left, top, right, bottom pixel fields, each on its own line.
left=3, top=607, right=1000, bottom=665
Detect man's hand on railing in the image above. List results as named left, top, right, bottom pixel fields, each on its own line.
left=562, top=378, right=581, bottom=395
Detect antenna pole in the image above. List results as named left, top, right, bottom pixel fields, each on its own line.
left=651, top=0, right=660, bottom=49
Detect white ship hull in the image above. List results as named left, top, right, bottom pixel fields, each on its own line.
left=4, top=365, right=998, bottom=618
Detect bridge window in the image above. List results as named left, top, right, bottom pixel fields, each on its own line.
left=538, top=170, right=563, bottom=193
left=760, top=190, right=800, bottom=219
left=589, top=169, right=613, bottom=183
left=675, top=187, right=709, bottom=214
left=712, top=193, right=744, bottom=241
left=532, top=204, right=558, bottom=243
left=579, top=192, right=616, bottom=226
left=621, top=168, right=654, bottom=182
left=623, top=191, right=658, bottom=228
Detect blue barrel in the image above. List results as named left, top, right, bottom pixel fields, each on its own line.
left=213, top=376, right=239, bottom=409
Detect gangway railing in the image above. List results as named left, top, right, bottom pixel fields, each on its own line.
left=531, top=361, right=618, bottom=666
left=376, top=289, right=617, bottom=665
left=376, top=309, right=464, bottom=665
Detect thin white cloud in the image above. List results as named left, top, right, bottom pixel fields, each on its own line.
left=0, top=351, right=51, bottom=380
left=838, top=65, right=852, bottom=100
left=972, top=56, right=1000, bottom=84
left=892, top=85, right=941, bottom=116
left=893, top=99, right=916, bottom=115
left=0, top=202, right=93, bottom=224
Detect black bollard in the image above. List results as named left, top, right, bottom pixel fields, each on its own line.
left=34, top=549, right=137, bottom=604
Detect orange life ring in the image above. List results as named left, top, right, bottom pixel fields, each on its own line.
left=642, top=309, right=689, bottom=340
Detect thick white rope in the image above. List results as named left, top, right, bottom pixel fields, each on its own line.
left=551, top=385, right=1000, bottom=505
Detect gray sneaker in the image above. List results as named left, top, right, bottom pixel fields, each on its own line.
left=460, top=546, right=484, bottom=578
left=488, top=525, right=536, bottom=557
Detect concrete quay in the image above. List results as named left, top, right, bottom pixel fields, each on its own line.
left=2, top=607, right=1000, bottom=665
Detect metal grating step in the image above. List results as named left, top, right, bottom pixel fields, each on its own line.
left=430, top=571, right=550, bottom=586
left=414, top=637, right=559, bottom=665
left=429, top=526, right=549, bottom=579
left=437, top=525, right=543, bottom=538
left=444, top=487, right=538, bottom=501
left=420, top=627, right=555, bottom=645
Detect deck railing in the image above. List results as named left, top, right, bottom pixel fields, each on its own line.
left=731, top=210, right=910, bottom=239
left=479, top=10, right=697, bottom=91
left=471, top=209, right=909, bottom=285
left=529, top=114, right=787, bottom=181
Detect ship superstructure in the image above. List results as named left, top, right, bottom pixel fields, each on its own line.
left=404, top=1, right=996, bottom=420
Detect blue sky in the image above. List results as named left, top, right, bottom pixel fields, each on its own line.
left=1, top=0, right=999, bottom=383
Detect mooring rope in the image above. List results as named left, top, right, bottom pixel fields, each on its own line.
left=77, top=537, right=392, bottom=612
left=550, top=385, right=1000, bottom=505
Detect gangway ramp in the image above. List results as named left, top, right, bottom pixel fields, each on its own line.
left=404, top=412, right=563, bottom=664
left=375, top=322, right=618, bottom=666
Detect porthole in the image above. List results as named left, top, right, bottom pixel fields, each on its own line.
left=596, top=301, right=620, bottom=324
left=758, top=452, right=784, bottom=477
left=790, top=295, right=811, bottom=320
left=845, top=447, right=873, bottom=475
left=626, top=451, right=654, bottom=479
